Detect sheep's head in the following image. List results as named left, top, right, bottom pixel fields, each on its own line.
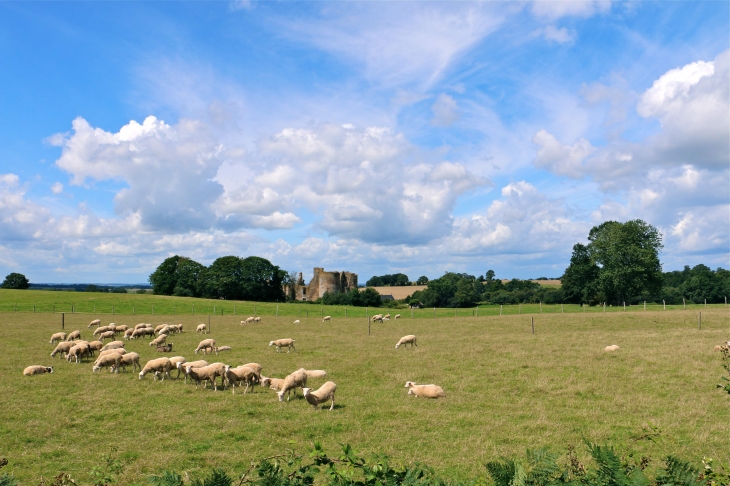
left=302, top=388, right=312, bottom=397
left=277, top=390, right=285, bottom=402
left=47, top=367, right=54, bottom=373
left=404, top=381, right=415, bottom=388
left=261, top=377, right=270, bottom=387
left=138, top=370, right=145, bottom=379
left=269, top=341, right=275, bottom=346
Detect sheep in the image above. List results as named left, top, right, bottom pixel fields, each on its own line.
left=149, top=334, right=168, bottom=347
left=139, top=357, right=172, bottom=380
left=168, top=356, right=186, bottom=378
left=98, top=331, right=115, bottom=342
left=157, top=326, right=173, bottom=336
left=383, top=313, right=391, bottom=319
left=87, top=319, right=101, bottom=328
left=107, top=324, right=117, bottom=332
left=604, top=345, right=620, bottom=352
left=123, top=329, right=134, bottom=340
left=65, top=330, right=81, bottom=341
left=372, top=316, right=383, bottom=323
left=383, top=317, right=389, bottom=321
left=261, top=376, right=285, bottom=391
left=394, top=314, right=401, bottom=319
left=242, top=362, right=263, bottom=376
left=174, top=324, right=184, bottom=333
left=88, top=341, right=104, bottom=355
left=118, top=352, right=141, bottom=372
left=24, top=365, right=54, bottom=376
left=371, top=314, right=383, bottom=321
left=154, top=324, right=168, bottom=334
left=404, top=381, right=445, bottom=398
left=113, top=325, right=128, bottom=335
left=269, top=338, right=296, bottom=353
left=304, top=369, right=327, bottom=379
left=131, top=327, right=154, bottom=340
left=224, top=365, right=260, bottom=394
left=195, top=339, right=217, bottom=355
left=101, top=341, right=125, bottom=352
left=277, top=368, right=307, bottom=402
left=254, top=317, right=261, bottom=323
left=50, top=332, right=67, bottom=344
left=134, top=323, right=148, bottom=330
left=66, top=343, right=91, bottom=364
left=302, top=381, right=337, bottom=410
left=241, top=317, right=255, bottom=325
left=92, top=353, right=121, bottom=373
left=214, top=346, right=232, bottom=353
left=186, top=362, right=227, bottom=390
left=293, top=319, right=300, bottom=325
left=93, top=326, right=111, bottom=336
left=322, top=316, right=331, bottom=322
left=196, top=323, right=208, bottom=333
left=395, top=335, right=417, bottom=349
left=51, top=341, right=75, bottom=359
left=179, top=360, right=208, bottom=382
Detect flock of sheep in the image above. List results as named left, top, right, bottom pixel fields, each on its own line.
left=23, top=315, right=446, bottom=407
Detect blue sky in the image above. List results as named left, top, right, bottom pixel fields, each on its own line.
left=0, top=1, right=728, bottom=284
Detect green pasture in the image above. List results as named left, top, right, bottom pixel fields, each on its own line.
left=0, top=289, right=724, bottom=318
left=0, top=304, right=729, bottom=484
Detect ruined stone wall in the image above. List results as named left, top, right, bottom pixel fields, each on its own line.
left=294, top=268, right=358, bottom=301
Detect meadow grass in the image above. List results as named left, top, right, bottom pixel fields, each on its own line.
left=0, top=307, right=728, bottom=485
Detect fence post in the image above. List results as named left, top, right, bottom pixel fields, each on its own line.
left=603, top=303, right=605, bottom=312
left=62, top=312, right=64, bottom=329
left=540, top=301, right=542, bottom=313
left=306, top=310, right=308, bottom=318
left=276, top=305, right=278, bottom=317
left=663, top=300, right=665, bottom=311
left=72, top=304, right=74, bottom=314
left=531, top=316, right=535, bottom=335
left=254, top=305, right=256, bottom=317
left=192, top=304, right=194, bottom=315
left=683, top=298, right=685, bottom=309
left=33, top=305, right=35, bottom=313
left=500, top=305, right=503, bottom=315
left=583, top=303, right=585, bottom=313
left=561, top=304, right=564, bottom=313
left=433, top=307, right=436, bottom=317
left=705, top=299, right=707, bottom=309
left=644, top=301, right=646, bottom=311
left=411, top=308, right=413, bottom=318
left=214, top=305, right=216, bottom=315
left=94, top=305, right=96, bottom=313
left=234, top=305, right=236, bottom=315
left=698, top=312, right=701, bottom=330
left=623, top=302, right=625, bottom=312
left=53, top=304, right=55, bottom=313
left=519, top=304, right=521, bottom=314
left=345, top=307, right=347, bottom=318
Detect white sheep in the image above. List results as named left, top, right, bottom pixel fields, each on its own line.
left=241, top=317, right=255, bottom=325
left=224, top=365, right=260, bottom=394
left=215, top=346, right=232, bottom=353
left=23, top=365, right=54, bottom=376
left=195, top=339, right=217, bottom=355
left=66, top=343, right=91, bottom=364
left=101, top=341, right=125, bottom=352
left=254, top=316, right=261, bottom=323
left=304, top=369, right=327, bottom=379
left=93, top=326, right=110, bottom=336
left=604, top=345, right=620, bottom=352
left=87, top=341, right=104, bottom=355
left=293, top=319, right=300, bottom=325
left=322, top=316, right=331, bottom=322
left=196, top=323, right=208, bottom=334
left=154, top=324, right=168, bottom=334
left=394, top=314, right=401, bottom=319
left=113, top=325, right=129, bottom=335
left=131, top=327, right=155, bottom=340
left=139, top=357, right=173, bottom=380
left=186, top=362, right=227, bottom=390
left=384, top=313, right=391, bottom=319
left=123, top=329, right=134, bottom=340
left=405, top=381, right=445, bottom=398
left=50, top=332, right=67, bottom=344
left=168, top=356, right=186, bottom=378
left=242, top=362, right=263, bottom=376
left=269, top=338, right=296, bottom=353
left=97, top=348, right=126, bottom=359
left=302, top=381, right=337, bottom=410
left=179, top=360, right=208, bottom=382
left=134, top=323, right=148, bottom=330
left=149, top=334, right=168, bottom=347
left=261, top=376, right=285, bottom=391
left=118, top=352, right=141, bottom=372
left=277, top=368, right=308, bottom=402
left=372, top=316, right=383, bottom=323
left=87, top=319, right=101, bottom=328
left=395, top=335, right=417, bottom=349
left=51, top=341, right=75, bottom=359
left=98, top=330, right=115, bottom=342
left=65, top=330, right=81, bottom=341
left=92, top=353, right=121, bottom=373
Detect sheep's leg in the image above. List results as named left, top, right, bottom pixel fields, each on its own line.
left=329, top=394, right=335, bottom=411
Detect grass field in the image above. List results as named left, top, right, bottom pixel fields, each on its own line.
left=1, top=304, right=729, bottom=484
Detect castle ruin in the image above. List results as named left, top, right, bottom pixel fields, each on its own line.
left=294, top=268, right=358, bottom=301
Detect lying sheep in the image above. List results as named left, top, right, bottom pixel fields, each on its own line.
left=196, top=323, right=208, bottom=333
left=394, top=314, right=401, bottom=319
left=101, top=341, right=125, bottom=352
left=66, top=330, right=81, bottom=341
left=186, top=362, right=227, bottom=390
left=322, top=316, right=331, bottom=322
left=304, top=370, right=327, bottom=379
left=149, top=334, right=168, bottom=347
left=269, top=338, right=296, bottom=353
left=277, top=368, right=308, bottom=402
left=293, top=319, right=300, bottom=325
left=24, top=365, right=53, bottom=376
left=261, top=376, right=285, bottom=391
left=51, top=341, right=76, bottom=359
left=395, top=335, right=417, bottom=349
left=92, top=353, right=121, bottom=373
left=139, top=357, right=172, bottom=381
left=224, top=365, right=260, bottom=394
left=118, top=352, right=141, bottom=372
left=215, top=346, right=232, bottom=353
left=195, top=339, right=217, bottom=355
left=179, top=360, right=209, bottom=382
left=50, top=332, right=67, bottom=344
left=87, top=319, right=101, bottom=328
left=405, top=381, right=445, bottom=399
left=302, top=381, right=337, bottom=410
left=604, top=345, right=620, bottom=352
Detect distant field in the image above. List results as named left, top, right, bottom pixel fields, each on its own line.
left=1, top=307, right=728, bottom=484
left=0, top=289, right=718, bottom=318
left=369, top=285, right=427, bottom=299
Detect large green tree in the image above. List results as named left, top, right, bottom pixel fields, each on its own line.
left=149, top=256, right=205, bottom=296
left=202, top=256, right=284, bottom=301
left=1, top=272, right=29, bottom=289
left=562, top=220, right=663, bottom=304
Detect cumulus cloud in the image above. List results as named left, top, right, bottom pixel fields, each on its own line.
left=532, top=129, right=594, bottom=178
left=431, top=94, right=461, bottom=126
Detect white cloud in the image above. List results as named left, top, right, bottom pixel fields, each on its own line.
left=51, top=182, right=63, bottom=194
left=532, top=129, right=594, bottom=178
left=431, top=94, right=461, bottom=127
left=531, top=0, right=611, bottom=21
left=535, top=25, right=577, bottom=44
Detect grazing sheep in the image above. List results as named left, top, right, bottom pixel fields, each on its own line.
left=322, top=316, right=331, bottom=322
left=195, top=339, right=217, bottom=355
left=87, top=341, right=104, bottom=355
left=302, top=381, right=337, bottom=410
left=405, top=381, right=445, bottom=398
left=118, top=352, right=141, bottom=372
left=224, top=365, right=260, bottom=394
left=241, top=317, right=255, bottom=325
left=101, top=341, right=125, bottom=352
left=87, top=319, right=101, bottom=328
left=383, top=313, right=391, bottom=319
left=113, top=325, right=128, bottom=335
left=51, top=341, right=75, bottom=359
left=139, top=357, right=173, bottom=380
left=241, top=362, right=263, bottom=376
left=50, top=332, right=67, bottom=344
left=186, top=362, right=227, bottom=390
left=261, top=376, right=285, bottom=391
left=66, top=343, right=91, bottom=364
left=394, top=314, right=401, bottom=319
left=92, top=326, right=110, bottom=336
left=134, top=323, right=148, bottom=330
left=395, top=335, right=417, bottom=349
left=179, top=360, right=209, bottom=382
left=173, top=324, right=184, bottom=333
left=149, top=334, right=168, bottom=347
left=604, top=345, right=620, bottom=352
left=92, top=353, right=121, bottom=373
left=131, top=327, right=155, bottom=340
left=98, top=331, right=115, bottom=342
left=154, top=324, right=168, bottom=334
left=168, top=356, right=186, bottom=378
left=371, top=314, right=383, bottom=321
left=196, top=323, right=208, bottom=334
left=277, top=368, right=308, bottom=402
left=24, top=365, right=54, bottom=376
left=293, top=319, right=300, bottom=325
left=304, top=369, right=327, bottom=379
left=269, top=338, right=296, bottom=353
left=65, top=330, right=81, bottom=341
left=254, top=317, right=261, bottom=323
left=215, top=346, right=232, bottom=353
left=123, top=329, right=134, bottom=340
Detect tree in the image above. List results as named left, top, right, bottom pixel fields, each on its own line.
left=485, top=270, right=495, bottom=282
left=173, top=258, right=206, bottom=297
left=149, top=256, right=183, bottom=295
left=561, top=244, right=600, bottom=304
left=1, top=272, right=29, bottom=289
left=416, top=275, right=428, bottom=285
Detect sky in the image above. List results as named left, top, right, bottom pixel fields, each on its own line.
left=0, top=1, right=728, bottom=284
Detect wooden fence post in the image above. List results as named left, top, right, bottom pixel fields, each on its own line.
left=531, top=316, right=535, bottom=335
left=698, top=312, right=701, bottom=330
left=62, top=312, right=64, bottom=329
left=500, top=305, right=502, bottom=315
